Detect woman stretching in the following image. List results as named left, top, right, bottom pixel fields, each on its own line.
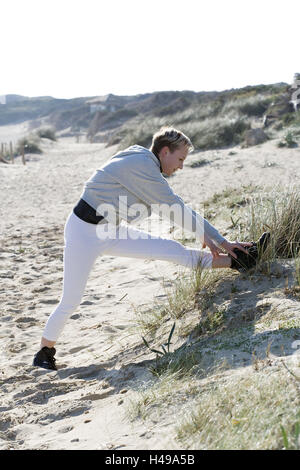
left=33, top=127, right=269, bottom=371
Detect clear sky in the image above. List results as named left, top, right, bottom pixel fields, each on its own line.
left=1, top=0, right=299, bottom=99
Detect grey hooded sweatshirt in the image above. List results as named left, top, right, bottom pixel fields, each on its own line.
left=80, top=145, right=225, bottom=245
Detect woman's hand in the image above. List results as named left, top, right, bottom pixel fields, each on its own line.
left=202, top=237, right=223, bottom=259
left=219, top=239, right=253, bottom=259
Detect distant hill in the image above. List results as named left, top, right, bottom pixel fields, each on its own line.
left=0, top=94, right=92, bottom=127
left=1, top=80, right=298, bottom=151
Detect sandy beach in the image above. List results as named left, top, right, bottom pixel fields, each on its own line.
left=0, top=127, right=299, bottom=449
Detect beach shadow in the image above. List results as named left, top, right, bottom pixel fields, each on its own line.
left=171, top=261, right=300, bottom=374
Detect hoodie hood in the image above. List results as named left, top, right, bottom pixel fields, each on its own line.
left=112, top=145, right=162, bottom=172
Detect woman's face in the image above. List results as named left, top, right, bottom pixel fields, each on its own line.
left=159, top=145, right=189, bottom=176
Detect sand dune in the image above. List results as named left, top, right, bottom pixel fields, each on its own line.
left=0, top=129, right=299, bottom=449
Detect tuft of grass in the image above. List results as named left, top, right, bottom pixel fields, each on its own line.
left=162, top=267, right=205, bottom=320
left=181, top=116, right=250, bottom=150
left=243, top=186, right=300, bottom=259
left=176, top=364, right=300, bottom=449
left=147, top=346, right=200, bottom=378
left=203, top=185, right=300, bottom=265
left=192, top=307, right=226, bottom=338
left=205, top=183, right=260, bottom=209
left=17, top=135, right=42, bottom=154
left=223, top=94, right=273, bottom=117
left=35, top=126, right=57, bottom=141
left=133, top=266, right=214, bottom=336
left=188, top=158, right=210, bottom=168
left=277, top=131, right=298, bottom=148
left=132, top=303, right=168, bottom=336
left=126, top=368, right=197, bottom=422
left=142, top=322, right=176, bottom=358
left=279, top=423, right=300, bottom=450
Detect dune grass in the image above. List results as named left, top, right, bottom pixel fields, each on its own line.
left=129, top=184, right=300, bottom=449
left=104, top=84, right=288, bottom=152
left=16, top=135, right=42, bottom=154
left=132, top=266, right=227, bottom=338
left=127, top=338, right=300, bottom=449
left=35, top=126, right=57, bottom=141
left=133, top=184, right=300, bottom=341
left=244, top=185, right=300, bottom=259
left=176, top=361, right=300, bottom=450
left=109, top=114, right=252, bottom=151
left=205, top=184, right=300, bottom=260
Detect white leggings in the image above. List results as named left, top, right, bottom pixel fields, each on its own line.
left=42, top=211, right=213, bottom=341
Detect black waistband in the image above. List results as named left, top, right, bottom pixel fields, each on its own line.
left=73, top=198, right=104, bottom=224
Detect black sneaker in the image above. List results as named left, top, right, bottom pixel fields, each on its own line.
left=33, top=347, right=57, bottom=371
left=230, top=232, right=271, bottom=272
left=250, top=231, right=271, bottom=253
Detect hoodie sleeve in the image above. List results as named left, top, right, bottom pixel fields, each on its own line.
left=104, top=154, right=225, bottom=245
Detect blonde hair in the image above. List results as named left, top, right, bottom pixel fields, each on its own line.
left=150, top=126, right=194, bottom=157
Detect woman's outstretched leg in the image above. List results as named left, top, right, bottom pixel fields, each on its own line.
left=99, top=223, right=218, bottom=269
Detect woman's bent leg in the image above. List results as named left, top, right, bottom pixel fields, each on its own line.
left=42, top=241, right=99, bottom=342
left=42, top=214, right=101, bottom=343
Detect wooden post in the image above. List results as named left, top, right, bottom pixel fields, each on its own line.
left=10, top=141, right=14, bottom=164
left=0, top=142, right=8, bottom=164
left=21, top=144, right=26, bottom=165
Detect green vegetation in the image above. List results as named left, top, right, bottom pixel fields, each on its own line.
left=16, top=135, right=42, bottom=154
left=176, top=366, right=300, bottom=449
left=278, top=131, right=298, bottom=148
left=142, top=322, right=175, bottom=359
left=203, top=184, right=300, bottom=260
left=35, top=126, right=57, bottom=141
left=2, top=83, right=298, bottom=153
left=244, top=186, right=300, bottom=259
left=127, top=184, right=300, bottom=449
left=14, top=127, right=57, bottom=155
left=105, top=84, right=291, bottom=151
